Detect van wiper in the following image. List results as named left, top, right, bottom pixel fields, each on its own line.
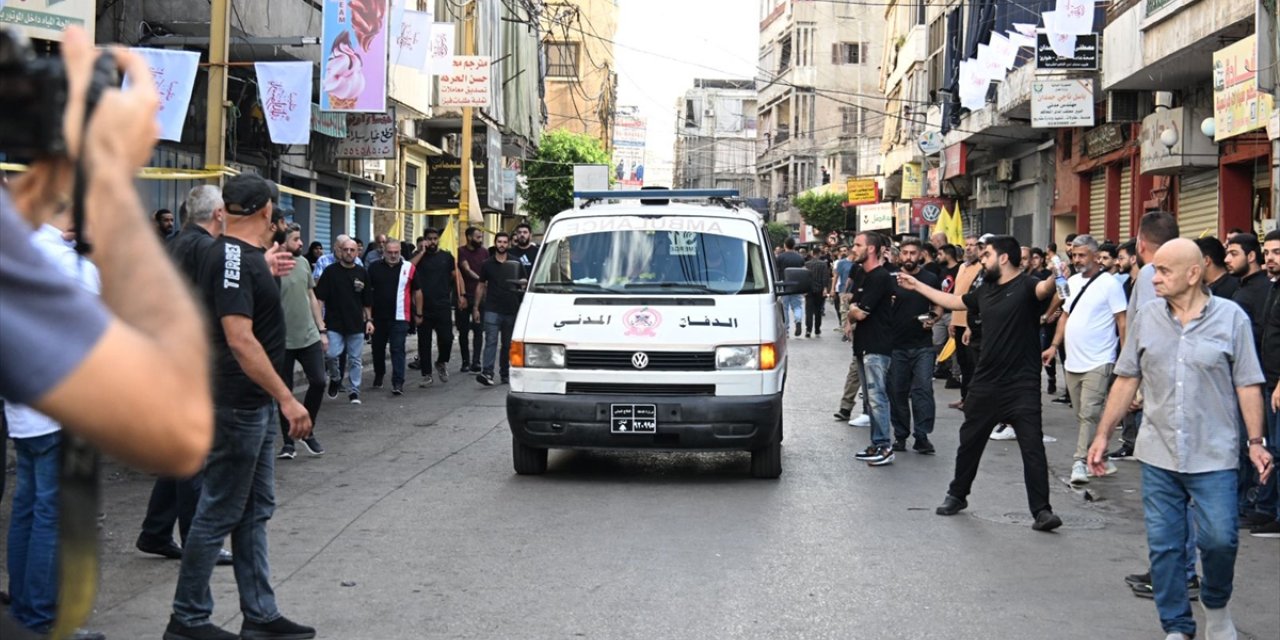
left=532, top=282, right=609, bottom=293
left=621, top=282, right=720, bottom=293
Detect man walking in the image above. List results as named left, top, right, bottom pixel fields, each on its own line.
left=897, top=235, right=1064, bottom=531
left=1088, top=239, right=1273, bottom=640
left=167, top=174, right=315, bottom=640
left=848, top=232, right=896, bottom=466
left=410, top=227, right=458, bottom=387
left=1042, top=235, right=1127, bottom=485
left=456, top=226, right=488, bottom=372
left=275, top=223, right=327, bottom=458
left=1194, top=238, right=1238, bottom=299
left=368, top=237, right=414, bottom=395
left=315, top=236, right=373, bottom=404
left=311, top=233, right=362, bottom=280
left=509, top=221, right=540, bottom=268
left=803, top=249, right=831, bottom=337
left=775, top=237, right=806, bottom=336
left=889, top=238, right=940, bottom=455
left=1252, top=230, right=1280, bottom=537
left=474, top=232, right=521, bottom=386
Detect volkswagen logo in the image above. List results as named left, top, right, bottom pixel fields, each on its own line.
left=631, top=352, right=650, bottom=370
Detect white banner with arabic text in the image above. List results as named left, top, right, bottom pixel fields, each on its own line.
left=255, top=62, right=313, bottom=145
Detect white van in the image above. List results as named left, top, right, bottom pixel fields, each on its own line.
left=505, top=189, right=811, bottom=478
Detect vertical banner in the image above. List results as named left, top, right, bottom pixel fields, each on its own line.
left=429, top=22, right=456, bottom=75
left=321, top=0, right=390, bottom=112
left=394, top=9, right=433, bottom=70
left=254, top=62, right=313, bottom=145
left=128, top=49, right=199, bottom=142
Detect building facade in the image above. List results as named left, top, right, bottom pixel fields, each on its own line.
left=539, top=0, right=618, bottom=149
left=674, top=79, right=759, bottom=198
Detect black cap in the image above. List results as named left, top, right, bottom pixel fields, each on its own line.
left=223, top=174, right=273, bottom=216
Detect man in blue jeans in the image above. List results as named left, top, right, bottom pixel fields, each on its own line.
left=315, top=236, right=374, bottom=404
left=1089, top=239, right=1274, bottom=640
left=167, top=174, right=316, bottom=640
left=775, top=237, right=805, bottom=337
left=888, top=238, right=940, bottom=455
left=848, top=231, right=896, bottom=466
left=474, top=232, right=522, bottom=386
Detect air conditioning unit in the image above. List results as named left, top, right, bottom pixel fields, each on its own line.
left=1107, top=90, right=1152, bottom=123
left=995, top=158, right=1015, bottom=182
left=398, top=119, right=416, bottom=139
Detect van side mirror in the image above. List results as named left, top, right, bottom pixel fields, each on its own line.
left=501, top=260, right=528, bottom=292
left=775, top=267, right=811, bottom=296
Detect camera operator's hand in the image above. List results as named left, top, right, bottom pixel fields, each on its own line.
left=61, top=27, right=159, bottom=171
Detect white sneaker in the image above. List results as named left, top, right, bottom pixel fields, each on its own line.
left=1201, top=603, right=1237, bottom=640
left=1070, top=460, right=1090, bottom=485
left=849, top=414, right=871, bottom=427
left=1089, top=460, right=1118, bottom=477
left=989, top=425, right=1017, bottom=441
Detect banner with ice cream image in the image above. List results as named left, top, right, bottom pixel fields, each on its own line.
left=320, top=0, right=390, bottom=113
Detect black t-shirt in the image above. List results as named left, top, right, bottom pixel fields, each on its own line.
left=1209, top=273, right=1240, bottom=299
left=413, top=250, right=456, bottom=310
left=775, top=250, right=804, bottom=275
left=167, top=224, right=217, bottom=294
left=314, top=263, right=372, bottom=334
left=480, top=257, right=522, bottom=316
left=1233, top=269, right=1270, bottom=355
left=202, top=236, right=285, bottom=410
left=941, top=264, right=959, bottom=293
left=962, top=273, right=1043, bottom=392
left=891, top=269, right=939, bottom=349
left=508, top=243, right=540, bottom=270
left=1259, top=282, right=1280, bottom=387
left=851, top=264, right=893, bottom=356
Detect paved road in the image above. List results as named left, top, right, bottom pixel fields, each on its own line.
left=5, top=328, right=1278, bottom=639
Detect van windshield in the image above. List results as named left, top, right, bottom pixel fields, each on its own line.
left=529, top=229, right=769, bottom=295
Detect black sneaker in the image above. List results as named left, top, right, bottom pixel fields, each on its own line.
left=391, top=386, right=403, bottom=396
left=239, top=615, right=316, bottom=640
left=935, top=495, right=968, bottom=516
left=277, top=444, right=296, bottom=460
left=1032, top=510, right=1063, bottom=532
left=866, top=447, right=895, bottom=466
left=435, top=362, right=449, bottom=383
left=300, top=437, right=324, bottom=456
left=501, top=376, right=510, bottom=385
left=833, top=409, right=850, bottom=421
left=371, top=375, right=384, bottom=389
left=460, top=363, right=472, bottom=373
left=1250, top=520, right=1280, bottom=538
left=892, top=438, right=907, bottom=452
left=794, top=323, right=801, bottom=337
left=1046, top=381, right=1057, bottom=394
left=164, top=617, right=239, bottom=640
left=408, top=356, right=421, bottom=370
left=348, top=393, right=361, bottom=405
left=1123, top=571, right=1151, bottom=587
left=476, top=372, right=496, bottom=386
left=854, top=445, right=881, bottom=460
left=1051, top=394, right=1071, bottom=404
left=815, top=329, right=822, bottom=336
left=419, top=374, right=434, bottom=388
left=1239, top=512, right=1272, bottom=528
left=1132, top=576, right=1200, bottom=600
left=913, top=437, right=936, bottom=455
left=1107, top=444, right=1135, bottom=461
left=326, top=380, right=339, bottom=399
left=804, top=332, right=811, bottom=338
left=944, top=378, right=962, bottom=389
left=469, top=361, right=481, bottom=373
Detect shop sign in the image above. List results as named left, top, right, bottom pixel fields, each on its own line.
left=1139, top=106, right=1217, bottom=175
left=1031, top=79, right=1094, bottom=128
left=912, top=197, right=953, bottom=227
left=917, top=131, right=945, bottom=156
left=895, top=203, right=911, bottom=235
left=426, top=155, right=488, bottom=207
left=1084, top=124, right=1126, bottom=158
left=311, top=104, right=348, bottom=138
left=926, top=167, right=941, bottom=197
left=941, top=143, right=967, bottom=179
left=1213, top=34, right=1274, bottom=141
left=1035, top=33, right=1099, bottom=71
left=975, top=177, right=1008, bottom=209
left=901, top=163, right=923, bottom=199
left=335, top=111, right=396, bottom=159
left=858, top=202, right=894, bottom=231
left=846, top=178, right=880, bottom=206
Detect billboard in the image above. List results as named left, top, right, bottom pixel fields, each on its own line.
left=320, top=0, right=390, bottom=113
left=613, top=110, right=647, bottom=189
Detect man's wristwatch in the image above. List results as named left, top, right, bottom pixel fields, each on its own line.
left=1248, top=437, right=1267, bottom=447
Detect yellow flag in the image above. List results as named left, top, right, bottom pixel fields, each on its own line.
left=947, top=202, right=965, bottom=245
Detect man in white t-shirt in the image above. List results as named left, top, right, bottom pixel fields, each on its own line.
left=1042, top=234, right=1128, bottom=485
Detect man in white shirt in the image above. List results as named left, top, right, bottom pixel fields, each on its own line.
left=1042, top=234, right=1128, bottom=485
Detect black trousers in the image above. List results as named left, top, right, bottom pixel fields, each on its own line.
left=419, top=307, right=454, bottom=371
left=0, top=402, right=7, bottom=503
left=804, top=292, right=825, bottom=333
left=139, top=473, right=203, bottom=546
left=948, top=386, right=1052, bottom=517
left=954, top=326, right=976, bottom=399
left=279, top=340, right=326, bottom=445
left=456, top=305, right=482, bottom=366
left=1039, top=326, right=1056, bottom=385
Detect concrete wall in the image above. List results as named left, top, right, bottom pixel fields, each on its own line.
left=542, top=0, right=617, bottom=144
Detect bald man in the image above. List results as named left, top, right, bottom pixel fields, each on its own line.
left=1090, top=239, right=1273, bottom=640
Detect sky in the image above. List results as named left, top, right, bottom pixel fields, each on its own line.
left=614, top=0, right=760, bottom=183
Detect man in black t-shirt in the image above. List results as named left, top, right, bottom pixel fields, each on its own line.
left=410, top=227, right=458, bottom=387
left=775, top=237, right=806, bottom=336
left=803, top=252, right=832, bottom=337
left=889, top=238, right=941, bottom=455
left=315, top=236, right=374, bottom=404
left=474, top=232, right=522, bottom=385
left=508, top=222, right=541, bottom=268
left=898, top=235, right=1064, bottom=532
left=848, top=232, right=897, bottom=466
left=169, top=174, right=315, bottom=640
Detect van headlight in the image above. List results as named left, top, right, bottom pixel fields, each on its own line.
left=523, top=343, right=566, bottom=369
left=715, top=346, right=759, bottom=370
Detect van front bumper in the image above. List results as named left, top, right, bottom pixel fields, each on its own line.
left=506, top=392, right=782, bottom=451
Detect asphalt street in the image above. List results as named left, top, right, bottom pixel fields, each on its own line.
left=3, top=323, right=1278, bottom=639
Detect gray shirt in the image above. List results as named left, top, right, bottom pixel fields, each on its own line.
left=1115, top=295, right=1264, bottom=473
left=1126, top=263, right=1156, bottom=320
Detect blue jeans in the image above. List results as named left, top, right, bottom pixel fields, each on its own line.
left=481, top=311, right=516, bottom=379
left=858, top=354, right=892, bottom=448
left=890, top=347, right=936, bottom=441
left=1142, top=464, right=1238, bottom=637
left=7, top=432, right=61, bottom=633
left=783, top=295, right=803, bottom=326
left=172, top=404, right=281, bottom=627
left=326, top=331, right=364, bottom=395
left=1256, top=391, right=1280, bottom=522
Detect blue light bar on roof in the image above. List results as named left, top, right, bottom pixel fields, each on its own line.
left=572, top=189, right=740, bottom=200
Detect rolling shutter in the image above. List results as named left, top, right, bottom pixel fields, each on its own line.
left=1118, top=163, right=1132, bottom=242
left=1088, top=170, right=1106, bottom=237
left=1178, top=170, right=1219, bottom=239
left=1257, top=161, right=1271, bottom=190
left=314, top=200, right=332, bottom=249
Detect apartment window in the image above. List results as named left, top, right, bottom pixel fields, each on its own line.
left=546, top=42, right=579, bottom=79
left=832, top=42, right=866, bottom=65
left=840, top=106, right=866, bottom=136
left=404, top=163, right=420, bottom=211
left=778, top=35, right=792, bottom=73
left=841, top=151, right=860, bottom=176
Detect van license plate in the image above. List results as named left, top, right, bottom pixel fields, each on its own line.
left=611, top=404, right=657, bottom=434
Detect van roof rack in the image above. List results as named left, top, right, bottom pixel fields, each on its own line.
left=573, top=189, right=740, bottom=209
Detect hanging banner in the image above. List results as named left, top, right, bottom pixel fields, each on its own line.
left=429, top=22, right=456, bottom=75
left=989, top=32, right=1019, bottom=70
left=1032, top=79, right=1095, bottom=128
left=127, top=48, right=199, bottom=142
left=901, top=163, right=923, bottom=199
left=254, top=62, right=312, bottom=145
left=335, top=111, right=396, bottom=158
left=320, top=0, right=390, bottom=112
left=1041, top=12, right=1077, bottom=59
left=439, top=56, right=491, bottom=108
left=846, top=178, right=879, bottom=206
left=926, top=167, right=941, bottom=196
left=1213, top=34, right=1275, bottom=141
left=1035, top=34, right=1099, bottom=70
left=1053, top=0, right=1095, bottom=35
left=975, top=44, right=1004, bottom=81
left=393, top=9, right=432, bottom=70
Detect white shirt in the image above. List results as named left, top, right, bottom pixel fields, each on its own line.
left=4, top=226, right=101, bottom=439
left=1063, top=270, right=1127, bottom=373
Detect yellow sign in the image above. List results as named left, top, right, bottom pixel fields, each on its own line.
left=1213, top=35, right=1274, bottom=141
left=901, top=163, right=923, bottom=200
left=846, top=178, right=880, bottom=206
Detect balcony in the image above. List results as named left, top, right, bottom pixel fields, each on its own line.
left=884, top=25, right=927, bottom=95
left=1103, top=0, right=1255, bottom=90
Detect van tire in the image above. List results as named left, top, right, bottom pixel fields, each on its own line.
left=513, top=438, right=548, bottom=475
left=750, top=417, right=783, bottom=480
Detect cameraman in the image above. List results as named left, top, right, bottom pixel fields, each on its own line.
left=0, top=27, right=212, bottom=475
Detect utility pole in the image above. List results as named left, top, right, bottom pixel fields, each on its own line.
left=458, top=0, right=477, bottom=243
left=204, top=0, right=230, bottom=183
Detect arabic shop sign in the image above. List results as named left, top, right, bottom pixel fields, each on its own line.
left=311, top=103, right=348, bottom=138
left=426, top=155, right=488, bottom=207
left=0, top=0, right=94, bottom=42
left=1031, top=79, right=1094, bottom=128
left=1084, top=124, right=1126, bottom=158
left=438, top=55, right=491, bottom=108
left=1213, top=34, right=1275, bottom=141
left=335, top=111, right=396, bottom=158
left=858, top=202, right=894, bottom=231
left=846, top=178, right=880, bottom=206
left=1035, top=33, right=1099, bottom=71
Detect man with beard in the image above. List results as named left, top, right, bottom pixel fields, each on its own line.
left=1226, top=233, right=1268, bottom=354
left=889, top=238, right=940, bottom=455
left=1098, top=242, right=1120, bottom=275
left=1252, top=230, right=1280, bottom=538
left=1117, top=240, right=1139, bottom=295
left=509, top=222, right=540, bottom=269
left=474, top=232, right=520, bottom=386
left=155, top=208, right=176, bottom=239
left=274, top=223, right=327, bottom=459
left=456, top=226, right=488, bottom=372
left=410, top=227, right=458, bottom=387
left=1196, top=238, right=1239, bottom=299
left=368, top=237, right=415, bottom=395
left=897, top=235, right=1064, bottom=532
left=315, top=237, right=373, bottom=404
left=849, top=232, right=897, bottom=466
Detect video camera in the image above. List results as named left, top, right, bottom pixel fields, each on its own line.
left=0, top=26, right=118, bottom=160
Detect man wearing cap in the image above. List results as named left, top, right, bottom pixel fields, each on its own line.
left=167, top=174, right=315, bottom=640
